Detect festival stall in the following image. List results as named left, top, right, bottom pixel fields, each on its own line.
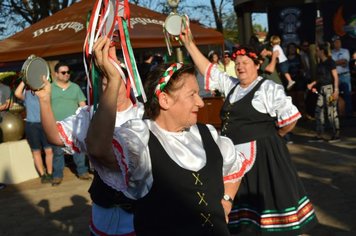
left=0, top=0, right=223, bottom=63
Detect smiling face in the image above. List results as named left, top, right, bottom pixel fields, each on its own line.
left=160, top=73, right=204, bottom=131
left=235, top=55, right=259, bottom=87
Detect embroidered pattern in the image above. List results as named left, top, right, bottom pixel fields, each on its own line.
left=229, top=196, right=316, bottom=232
left=192, top=172, right=214, bottom=228
left=200, top=213, right=213, bottom=227
left=192, top=173, right=203, bottom=185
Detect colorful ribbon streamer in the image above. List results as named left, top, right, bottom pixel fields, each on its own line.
left=84, top=0, right=146, bottom=111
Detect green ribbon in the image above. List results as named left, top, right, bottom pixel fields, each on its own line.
left=122, top=20, right=142, bottom=96
left=91, top=62, right=100, bottom=111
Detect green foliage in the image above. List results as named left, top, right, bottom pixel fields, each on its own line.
left=253, top=23, right=265, bottom=33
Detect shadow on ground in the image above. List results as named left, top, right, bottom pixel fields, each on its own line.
left=288, top=117, right=356, bottom=236
left=0, top=168, right=91, bottom=236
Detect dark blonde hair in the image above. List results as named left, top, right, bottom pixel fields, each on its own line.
left=144, top=64, right=195, bottom=120
left=270, top=35, right=281, bottom=46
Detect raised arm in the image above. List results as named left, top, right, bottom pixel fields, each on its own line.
left=180, top=30, right=210, bottom=76
left=86, top=37, right=122, bottom=170
left=35, top=77, right=64, bottom=146
left=14, top=81, right=26, bottom=101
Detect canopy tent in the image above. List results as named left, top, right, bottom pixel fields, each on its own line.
left=0, top=0, right=223, bottom=63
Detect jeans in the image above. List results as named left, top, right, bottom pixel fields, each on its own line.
left=339, top=73, right=353, bottom=117
left=52, top=146, right=88, bottom=178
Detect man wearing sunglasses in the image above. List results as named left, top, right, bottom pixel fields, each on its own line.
left=50, top=62, right=91, bottom=186
left=218, top=50, right=237, bottom=79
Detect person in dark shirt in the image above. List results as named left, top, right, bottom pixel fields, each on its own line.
left=308, top=43, right=340, bottom=142
left=138, top=51, right=154, bottom=84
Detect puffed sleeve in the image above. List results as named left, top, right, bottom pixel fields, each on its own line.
left=204, top=63, right=238, bottom=96
left=57, top=106, right=92, bottom=154
left=91, top=119, right=153, bottom=200
left=253, top=80, right=301, bottom=127
left=206, top=124, right=249, bottom=182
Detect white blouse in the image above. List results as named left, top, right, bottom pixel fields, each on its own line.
left=57, top=102, right=249, bottom=200
left=204, top=64, right=301, bottom=175
left=57, top=103, right=144, bottom=154
left=204, top=64, right=301, bottom=128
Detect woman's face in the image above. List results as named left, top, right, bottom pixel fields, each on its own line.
left=165, top=74, right=204, bottom=131
left=212, top=54, right=219, bottom=63
left=235, top=55, right=259, bottom=85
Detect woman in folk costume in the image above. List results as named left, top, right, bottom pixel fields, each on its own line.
left=86, top=36, right=251, bottom=236
left=181, top=30, right=317, bottom=235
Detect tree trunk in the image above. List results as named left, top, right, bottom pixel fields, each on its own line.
left=210, top=0, right=223, bottom=33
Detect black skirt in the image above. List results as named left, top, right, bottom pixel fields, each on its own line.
left=228, top=133, right=318, bottom=235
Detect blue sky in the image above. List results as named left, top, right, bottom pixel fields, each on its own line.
left=252, top=13, right=268, bottom=30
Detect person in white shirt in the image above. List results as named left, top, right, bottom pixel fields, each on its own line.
left=270, top=35, right=296, bottom=90
left=331, top=35, right=353, bottom=117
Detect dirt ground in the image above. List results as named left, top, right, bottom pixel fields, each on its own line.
left=0, top=117, right=355, bottom=236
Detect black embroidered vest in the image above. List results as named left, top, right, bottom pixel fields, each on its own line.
left=134, top=124, right=229, bottom=236
left=220, top=78, right=277, bottom=144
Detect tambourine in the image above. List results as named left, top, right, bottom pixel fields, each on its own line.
left=164, top=13, right=184, bottom=36
left=21, top=55, right=50, bottom=91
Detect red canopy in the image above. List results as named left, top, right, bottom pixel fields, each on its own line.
left=0, top=0, right=223, bottom=63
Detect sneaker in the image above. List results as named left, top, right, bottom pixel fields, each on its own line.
left=78, top=172, right=92, bottom=181
left=51, top=177, right=63, bottom=186
left=287, top=80, right=296, bottom=90
left=328, top=136, right=341, bottom=143
left=308, top=136, right=324, bottom=143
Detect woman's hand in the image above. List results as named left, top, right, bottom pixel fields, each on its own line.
left=179, top=26, right=193, bottom=46
left=93, top=36, right=121, bottom=84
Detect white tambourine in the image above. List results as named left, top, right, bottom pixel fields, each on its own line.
left=164, top=13, right=184, bottom=36
left=21, top=55, right=50, bottom=91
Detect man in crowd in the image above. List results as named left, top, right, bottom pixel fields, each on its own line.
left=49, top=62, right=91, bottom=186
left=218, top=50, right=237, bottom=78
left=331, top=35, right=353, bottom=118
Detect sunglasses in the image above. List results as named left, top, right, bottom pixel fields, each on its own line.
left=60, top=71, right=70, bottom=75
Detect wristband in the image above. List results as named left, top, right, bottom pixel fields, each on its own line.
left=223, top=194, right=234, bottom=204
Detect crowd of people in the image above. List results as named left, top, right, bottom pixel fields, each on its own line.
left=1, top=18, right=356, bottom=235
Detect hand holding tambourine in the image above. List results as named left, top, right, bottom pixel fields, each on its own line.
left=163, top=13, right=193, bottom=56
left=34, top=75, right=52, bottom=103
left=20, top=55, right=50, bottom=91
